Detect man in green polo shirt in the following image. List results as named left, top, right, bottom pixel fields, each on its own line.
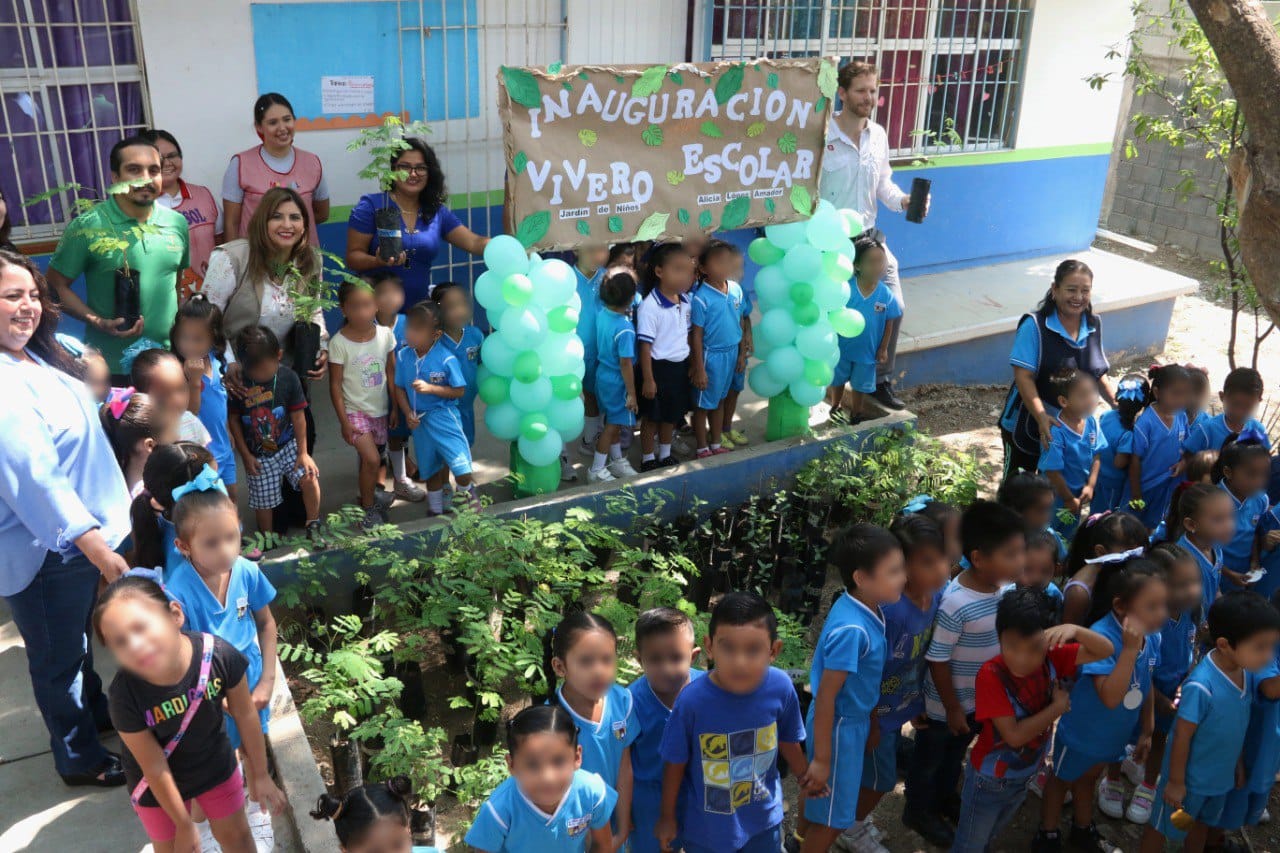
left=47, top=135, right=189, bottom=377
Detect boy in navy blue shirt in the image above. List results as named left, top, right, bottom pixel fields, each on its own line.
left=1142, top=592, right=1280, bottom=852
left=658, top=593, right=813, bottom=853
left=629, top=608, right=703, bottom=853
left=1039, top=368, right=1107, bottom=536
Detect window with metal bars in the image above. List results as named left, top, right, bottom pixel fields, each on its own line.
left=707, top=0, right=1031, bottom=157
left=0, top=0, right=149, bottom=243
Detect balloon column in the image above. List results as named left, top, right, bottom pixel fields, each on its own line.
left=474, top=235, right=586, bottom=496
left=746, top=200, right=867, bottom=440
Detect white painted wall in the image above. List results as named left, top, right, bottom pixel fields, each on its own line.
left=1014, top=0, right=1133, bottom=149
left=564, top=0, right=688, bottom=64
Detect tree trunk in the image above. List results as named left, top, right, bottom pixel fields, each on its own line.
left=1185, top=0, right=1280, bottom=324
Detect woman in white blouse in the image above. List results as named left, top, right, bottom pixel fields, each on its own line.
left=201, top=186, right=329, bottom=380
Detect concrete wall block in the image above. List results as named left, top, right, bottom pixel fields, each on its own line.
left=1127, top=164, right=1161, bottom=186
left=1132, top=200, right=1158, bottom=222
left=1194, top=234, right=1224, bottom=259
left=1108, top=212, right=1138, bottom=234
left=1154, top=206, right=1186, bottom=229
left=1188, top=215, right=1222, bottom=238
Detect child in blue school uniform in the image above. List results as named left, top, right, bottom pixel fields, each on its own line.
left=690, top=240, right=748, bottom=457
left=1123, top=363, right=1194, bottom=529
left=1141, top=592, right=1280, bottom=852
left=791, top=524, right=906, bottom=852
left=1096, top=374, right=1149, bottom=513
left=628, top=608, right=704, bottom=853
left=719, top=244, right=752, bottom=449
left=1170, top=482, right=1237, bottom=615
left=1184, top=363, right=1211, bottom=433
left=1034, top=559, right=1167, bottom=853
left=829, top=233, right=902, bottom=425
left=546, top=611, right=638, bottom=846
left=312, top=776, right=441, bottom=853
left=1039, top=368, right=1107, bottom=537
left=658, top=593, right=813, bottom=853
left=371, top=270, right=426, bottom=503
left=1185, top=368, right=1271, bottom=456
left=432, top=282, right=483, bottom=447
left=574, top=245, right=609, bottom=457
left=466, top=705, right=617, bottom=853
left=589, top=269, right=641, bottom=483
left=1059, top=511, right=1151, bottom=627
left=996, top=472, right=1068, bottom=565
left=1004, top=529, right=1066, bottom=616
left=170, top=295, right=237, bottom=499
left=391, top=301, right=475, bottom=516
left=1259, top=503, right=1280, bottom=602
left=1213, top=435, right=1272, bottom=592
left=129, top=441, right=219, bottom=577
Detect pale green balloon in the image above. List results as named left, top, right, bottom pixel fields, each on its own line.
left=474, top=270, right=502, bottom=312
left=765, top=220, right=809, bottom=250
left=841, top=209, right=865, bottom=239
left=481, top=334, right=517, bottom=376
left=795, top=323, right=838, bottom=362
left=813, top=275, right=847, bottom=311
left=758, top=308, right=797, bottom=349
left=782, top=244, right=823, bottom=283
left=483, top=235, right=530, bottom=278
left=548, top=396, right=585, bottom=437
left=753, top=265, right=791, bottom=310
left=530, top=259, right=577, bottom=309
left=790, top=379, right=827, bottom=406
left=538, top=332, right=584, bottom=376
left=806, top=213, right=850, bottom=253
left=748, top=363, right=787, bottom=398
left=485, top=400, right=522, bottom=440
left=509, top=376, right=553, bottom=412
left=518, top=430, right=564, bottom=467
left=500, top=305, right=548, bottom=350
left=822, top=251, right=854, bottom=285
left=769, top=345, right=804, bottom=383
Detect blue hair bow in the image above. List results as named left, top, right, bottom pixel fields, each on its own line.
left=902, top=494, right=934, bottom=515
left=1116, top=379, right=1145, bottom=403
left=119, top=337, right=165, bottom=375
left=55, top=332, right=86, bottom=358
left=170, top=464, right=227, bottom=503
left=1237, top=424, right=1269, bottom=446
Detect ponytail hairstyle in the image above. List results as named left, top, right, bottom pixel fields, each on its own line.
left=1212, top=434, right=1272, bottom=486
left=541, top=609, right=617, bottom=701
left=506, top=703, right=579, bottom=755
left=99, top=390, right=168, bottom=470
left=1164, top=482, right=1230, bottom=543
left=643, top=241, right=695, bottom=297
left=169, top=293, right=227, bottom=369
left=1036, top=259, right=1094, bottom=318
left=1087, top=556, right=1166, bottom=626
left=171, top=488, right=238, bottom=547
left=129, top=442, right=216, bottom=570
left=1114, top=373, right=1151, bottom=431
left=1065, top=510, right=1149, bottom=579
left=310, top=777, right=413, bottom=848
left=1147, top=363, right=1193, bottom=406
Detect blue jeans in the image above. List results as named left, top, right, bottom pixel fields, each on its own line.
left=905, top=713, right=978, bottom=815
left=4, top=550, right=110, bottom=775
left=950, top=765, right=1028, bottom=853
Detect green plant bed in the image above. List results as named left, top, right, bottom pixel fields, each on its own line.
left=278, top=425, right=985, bottom=848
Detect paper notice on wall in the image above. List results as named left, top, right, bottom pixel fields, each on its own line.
left=497, top=58, right=834, bottom=251
left=321, top=76, right=375, bottom=114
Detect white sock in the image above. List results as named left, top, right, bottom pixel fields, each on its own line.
left=659, top=442, right=672, bottom=459
left=427, top=490, right=444, bottom=513
left=710, top=443, right=721, bottom=451
left=592, top=451, right=609, bottom=471
left=584, top=415, right=601, bottom=442
left=643, top=452, right=655, bottom=462
left=390, top=448, right=408, bottom=482
left=609, top=442, right=623, bottom=461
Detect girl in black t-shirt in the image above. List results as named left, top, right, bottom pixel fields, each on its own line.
left=95, top=575, right=286, bottom=852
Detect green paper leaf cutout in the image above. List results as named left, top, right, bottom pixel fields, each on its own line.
left=669, top=71, right=684, bottom=84
left=778, top=132, right=798, bottom=154
left=814, top=96, right=828, bottom=113
left=666, top=170, right=686, bottom=186
left=789, top=185, right=813, bottom=216
left=677, top=208, right=691, bottom=225
left=635, top=211, right=670, bottom=241
left=562, top=81, right=573, bottom=91
left=698, top=210, right=713, bottom=228
left=818, top=60, right=838, bottom=100
left=633, top=65, right=669, bottom=99
left=753, top=63, right=761, bottom=71
left=615, top=74, right=625, bottom=84
left=514, top=211, right=551, bottom=247
left=746, top=121, right=766, bottom=138
left=578, top=71, right=588, bottom=80
left=607, top=216, right=623, bottom=233
left=502, top=66, right=542, bottom=109
left=764, top=198, right=776, bottom=214
left=641, top=124, right=664, bottom=146
left=512, top=151, right=528, bottom=175
left=576, top=220, right=591, bottom=236
left=578, top=129, right=598, bottom=148
left=721, top=196, right=751, bottom=230
left=700, top=121, right=724, bottom=139
left=548, top=62, right=563, bottom=73
left=766, top=72, right=779, bottom=89
left=714, top=64, right=745, bottom=105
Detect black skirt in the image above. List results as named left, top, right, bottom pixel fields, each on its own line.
left=638, top=357, right=691, bottom=423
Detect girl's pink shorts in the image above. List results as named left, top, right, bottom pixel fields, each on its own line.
left=132, top=768, right=245, bottom=842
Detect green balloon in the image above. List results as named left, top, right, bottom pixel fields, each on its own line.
left=478, top=373, right=510, bottom=406
left=513, top=350, right=542, bottom=383
left=822, top=251, right=854, bottom=284
left=791, top=301, right=821, bottom=326
left=830, top=307, right=866, bottom=338
left=510, top=377, right=553, bottom=412
left=748, top=237, right=785, bottom=266
left=789, top=281, right=814, bottom=305
left=758, top=309, right=797, bottom=349
left=485, top=401, right=522, bottom=441
left=842, top=209, right=864, bottom=239
left=551, top=374, right=582, bottom=400
left=547, top=305, right=580, bottom=334
left=519, top=412, right=550, bottom=442
left=547, top=396, right=585, bottom=436
left=803, top=358, right=835, bottom=387
left=502, top=273, right=534, bottom=306
left=789, top=379, right=827, bottom=407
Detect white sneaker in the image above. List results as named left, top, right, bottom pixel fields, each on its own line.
left=1261, top=807, right=1272, bottom=824
left=1097, top=777, right=1125, bottom=819
left=836, top=821, right=889, bottom=853
left=198, top=820, right=223, bottom=853
left=1126, top=782, right=1156, bottom=824
left=864, top=818, right=884, bottom=841
left=587, top=466, right=616, bottom=484
left=560, top=453, right=578, bottom=482
left=1121, top=749, right=1145, bottom=786
left=1027, top=769, right=1072, bottom=803
left=608, top=458, right=638, bottom=478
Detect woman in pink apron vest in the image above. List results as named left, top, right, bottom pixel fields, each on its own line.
left=221, top=93, right=329, bottom=245
left=145, top=129, right=222, bottom=300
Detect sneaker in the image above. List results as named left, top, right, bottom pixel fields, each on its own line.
left=1121, top=751, right=1145, bottom=786
left=872, top=380, right=906, bottom=411
left=901, top=809, right=954, bottom=848
left=863, top=819, right=883, bottom=842
left=711, top=446, right=732, bottom=455
left=246, top=799, right=274, bottom=852
left=1031, top=829, right=1063, bottom=853
left=671, top=435, right=694, bottom=457
left=640, top=459, right=662, bottom=473
left=360, top=507, right=387, bottom=531
left=587, top=466, right=616, bottom=484
left=696, top=448, right=713, bottom=459
left=783, top=832, right=802, bottom=853
left=1096, top=777, right=1124, bottom=819
left=657, top=455, right=680, bottom=468
left=726, top=429, right=748, bottom=446
left=1067, top=822, right=1118, bottom=852
left=1126, top=782, right=1156, bottom=824
left=306, top=521, right=328, bottom=549
left=372, top=486, right=394, bottom=510
left=1261, top=807, right=1272, bottom=824
left=608, top=458, right=638, bottom=478
left=1027, top=769, right=1072, bottom=803
left=719, top=434, right=736, bottom=450
left=560, top=453, right=578, bottom=482
left=836, top=821, right=889, bottom=853
left=393, top=479, right=426, bottom=502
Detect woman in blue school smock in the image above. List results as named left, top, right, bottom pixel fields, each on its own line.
left=1122, top=364, right=1193, bottom=529
left=0, top=251, right=133, bottom=787
left=1212, top=435, right=1271, bottom=592
left=312, top=775, right=443, bottom=853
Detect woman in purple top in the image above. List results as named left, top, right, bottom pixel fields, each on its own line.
left=345, top=138, right=488, bottom=305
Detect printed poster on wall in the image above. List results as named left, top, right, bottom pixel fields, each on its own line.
left=498, top=58, right=835, bottom=251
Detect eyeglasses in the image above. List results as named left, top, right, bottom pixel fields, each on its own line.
left=160, top=152, right=182, bottom=163
left=394, top=165, right=429, bottom=177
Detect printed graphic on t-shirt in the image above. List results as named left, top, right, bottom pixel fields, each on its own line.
left=465, top=345, right=480, bottom=363
left=566, top=815, right=592, bottom=837
left=242, top=384, right=287, bottom=454
left=700, top=722, right=777, bottom=814
left=143, top=675, right=225, bottom=727
left=611, top=719, right=628, bottom=741
left=353, top=353, right=385, bottom=389
left=876, top=624, right=934, bottom=717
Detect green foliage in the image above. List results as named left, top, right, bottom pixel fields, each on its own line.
left=351, top=710, right=450, bottom=803
left=281, top=615, right=403, bottom=732
left=22, top=179, right=164, bottom=273
left=346, top=114, right=434, bottom=194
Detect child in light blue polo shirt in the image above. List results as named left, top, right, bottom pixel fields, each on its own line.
left=1214, top=627, right=1280, bottom=834
left=1039, top=368, right=1107, bottom=537
left=830, top=233, right=901, bottom=425
left=432, top=282, right=484, bottom=446
left=793, top=524, right=906, bottom=852
left=590, top=271, right=640, bottom=483
left=466, top=705, right=617, bottom=852
left=1171, top=483, right=1237, bottom=615
left=690, top=240, right=747, bottom=456
left=1144, top=593, right=1280, bottom=851
left=1183, top=367, right=1269, bottom=455
left=1214, top=437, right=1271, bottom=591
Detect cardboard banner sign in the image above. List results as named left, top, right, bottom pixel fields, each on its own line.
left=498, top=58, right=835, bottom=251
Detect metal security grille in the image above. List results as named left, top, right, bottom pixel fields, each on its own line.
left=707, top=0, right=1031, bottom=157
left=0, top=0, right=150, bottom=241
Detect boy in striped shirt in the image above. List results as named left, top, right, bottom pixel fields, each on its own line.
left=903, top=501, right=1027, bottom=848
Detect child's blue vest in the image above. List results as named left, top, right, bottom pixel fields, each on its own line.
left=1003, top=310, right=1108, bottom=456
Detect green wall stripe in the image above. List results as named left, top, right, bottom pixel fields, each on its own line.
left=894, top=142, right=1113, bottom=172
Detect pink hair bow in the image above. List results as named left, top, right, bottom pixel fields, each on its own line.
left=106, top=386, right=135, bottom=420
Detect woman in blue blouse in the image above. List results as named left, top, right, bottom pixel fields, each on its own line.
left=0, top=251, right=132, bottom=786
left=345, top=137, right=489, bottom=305
left=999, top=260, right=1117, bottom=481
